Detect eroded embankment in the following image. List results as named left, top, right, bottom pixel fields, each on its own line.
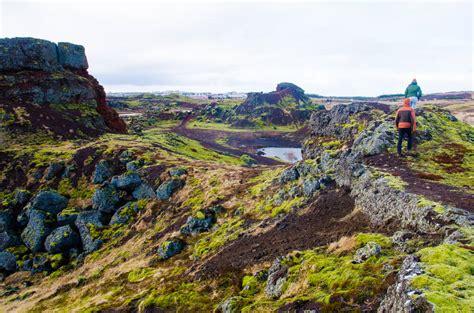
left=194, top=187, right=385, bottom=278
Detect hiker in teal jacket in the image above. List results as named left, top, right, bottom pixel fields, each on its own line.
left=404, top=79, right=422, bottom=109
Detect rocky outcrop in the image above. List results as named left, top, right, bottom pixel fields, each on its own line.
left=378, top=255, right=433, bottom=313
left=235, top=82, right=313, bottom=125
left=264, top=257, right=288, bottom=299
left=0, top=37, right=126, bottom=140
left=301, top=103, right=472, bottom=233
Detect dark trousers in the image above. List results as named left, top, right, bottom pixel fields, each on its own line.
left=397, top=128, right=413, bottom=155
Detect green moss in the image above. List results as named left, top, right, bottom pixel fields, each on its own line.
left=193, top=217, right=244, bottom=258
left=139, top=283, right=212, bottom=312
left=127, top=268, right=156, bottom=283
left=248, top=168, right=283, bottom=197
left=240, top=275, right=260, bottom=296
left=411, top=244, right=474, bottom=312
left=355, top=233, right=392, bottom=249
left=416, top=197, right=446, bottom=214
left=241, top=243, right=403, bottom=311
left=271, top=197, right=303, bottom=217
left=402, top=108, right=474, bottom=191
left=380, top=172, right=407, bottom=191
left=182, top=177, right=205, bottom=211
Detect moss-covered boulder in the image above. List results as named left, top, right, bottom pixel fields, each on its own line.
left=111, top=172, right=142, bottom=191
left=132, top=183, right=156, bottom=200
left=45, top=161, right=65, bottom=180
left=92, top=160, right=113, bottom=184
left=21, top=210, right=55, bottom=252
left=180, top=211, right=216, bottom=236
left=0, top=231, right=21, bottom=251
left=109, top=202, right=139, bottom=225
left=75, top=211, right=104, bottom=253
left=0, top=251, right=17, bottom=273
left=156, top=178, right=185, bottom=200
left=29, top=190, right=68, bottom=215
left=44, top=225, right=81, bottom=254
left=157, top=238, right=186, bottom=260
left=92, top=184, right=120, bottom=213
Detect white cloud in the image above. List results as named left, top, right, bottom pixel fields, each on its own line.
left=1, top=1, right=472, bottom=95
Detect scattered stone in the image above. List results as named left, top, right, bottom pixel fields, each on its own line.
left=219, top=296, right=244, bottom=313
left=0, top=232, right=20, bottom=251
left=45, top=161, right=65, bottom=180
left=279, top=167, right=299, bottom=184
left=210, top=205, right=225, bottom=215
left=61, top=163, right=77, bottom=178
left=126, top=160, right=143, bottom=171
left=353, top=242, right=382, bottom=263
left=75, top=210, right=103, bottom=227
left=303, top=178, right=320, bottom=197
left=132, top=183, right=156, bottom=200
left=92, top=160, right=113, bottom=184
left=75, top=211, right=104, bottom=253
left=180, top=211, right=216, bottom=236
left=109, top=202, right=139, bottom=225
left=57, top=209, right=79, bottom=226
left=44, top=225, right=81, bottom=254
left=169, top=167, right=187, bottom=177
left=29, top=190, right=68, bottom=215
left=21, top=255, right=50, bottom=273
left=156, top=178, right=185, bottom=200
left=157, top=238, right=186, bottom=260
left=0, top=251, right=17, bottom=272
left=13, top=189, right=31, bottom=207
left=265, top=257, right=288, bottom=299
left=111, top=172, right=142, bottom=191
left=92, top=184, right=120, bottom=213
left=0, top=211, right=15, bottom=232
left=119, top=150, right=133, bottom=164
left=21, top=210, right=54, bottom=252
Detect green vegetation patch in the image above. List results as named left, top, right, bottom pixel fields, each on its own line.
left=193, top=217, right=244, bottom=258
left=411, top=244, right=474, bottom=312
left=128, top=267, right=156, bottom=283
left=240, top=237, right=402, bottom=311
left=403, top=107, right=474, bottom=191
left=139, top=282, right=213, bottom=312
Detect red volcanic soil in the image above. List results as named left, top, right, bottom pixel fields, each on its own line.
left=172, top=115, right=299, bottom=166
left=193, top=187, right=386, bottom=278
left=366, top=152, right=474, bottom=212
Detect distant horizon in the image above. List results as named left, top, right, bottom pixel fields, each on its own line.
left=105, top=88, right=473, bottom=97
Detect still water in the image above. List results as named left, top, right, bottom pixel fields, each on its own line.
left=257, top=147, right=302, bottom=163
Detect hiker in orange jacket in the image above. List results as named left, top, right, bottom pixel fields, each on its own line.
left=395, top=98, right=416, bottom=157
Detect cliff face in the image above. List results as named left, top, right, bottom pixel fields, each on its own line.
left=0, top=37, right=126, bottom=141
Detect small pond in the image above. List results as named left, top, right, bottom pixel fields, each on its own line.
left=257, top=147, right=302, bottom=163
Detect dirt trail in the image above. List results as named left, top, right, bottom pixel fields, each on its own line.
left=193, top=187, right=385, bottom=278
left=172, top=115, right=302, bottom=166
left=366, top=153, right=474, bottom=212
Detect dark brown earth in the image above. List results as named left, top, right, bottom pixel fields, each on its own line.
left=194, top=187, right=385, bottom=278
left=172, top=115, right=304, bottom=166
left=366, top=152, right=474, bottom=212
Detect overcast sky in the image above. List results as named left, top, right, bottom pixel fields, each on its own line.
left=1, top=0, right=472, bottom=95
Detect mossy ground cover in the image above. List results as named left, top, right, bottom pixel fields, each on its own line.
left=411, top=244, right=474, bottom=312
left=393, top=106, right=474, bottom=191
left=188, top=120, right=299, bottom=132
left=236, top=233, right=403, bottom=312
